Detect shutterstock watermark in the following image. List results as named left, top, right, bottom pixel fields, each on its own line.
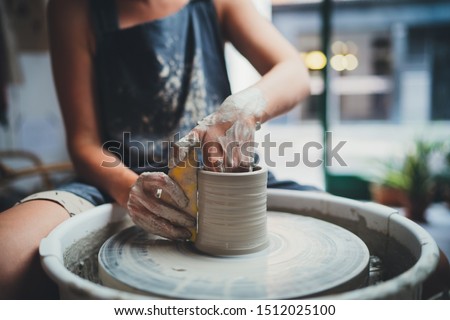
left=100, top=131, right=348, bottom=170
left=258, top=131, right=347, bottom=168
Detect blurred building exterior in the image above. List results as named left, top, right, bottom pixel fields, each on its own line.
left=272, top=0, right=450, bottom=124
left=259, top=0, right=450, bottom=196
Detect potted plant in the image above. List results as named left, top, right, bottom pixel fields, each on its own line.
left=401, top=140, right=436, bottom=222
left=370, top=159, right=408, bottom=207
left=370, top=139, right=443, bottom=222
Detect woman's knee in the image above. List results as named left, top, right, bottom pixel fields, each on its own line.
left=0, top=200, right=69, bottom=299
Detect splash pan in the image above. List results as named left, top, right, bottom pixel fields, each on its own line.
left=40, top=190, right=440, bottom=299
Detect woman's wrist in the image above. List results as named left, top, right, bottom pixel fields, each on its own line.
left=109, top=170, right=139, bottom=208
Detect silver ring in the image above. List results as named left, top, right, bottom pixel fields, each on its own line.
left=255, top=121, right=261, bottom=131
left=155, top=188, right=163, bottom=199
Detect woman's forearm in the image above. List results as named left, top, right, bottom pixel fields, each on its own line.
left=69, top=144, right=138, bottom=208
left=254, top=57, right=310, bottom=123
left=219, top=0, right=310, bottom=124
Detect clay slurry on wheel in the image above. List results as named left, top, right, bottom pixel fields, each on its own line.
left=98, top=211, right=370, bottom=299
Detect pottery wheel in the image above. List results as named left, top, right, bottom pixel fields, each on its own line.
left=98, top=211, right=370, bottom=299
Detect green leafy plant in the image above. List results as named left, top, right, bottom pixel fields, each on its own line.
left=376, top=160, right=408, bottom=190
left=403, top=140, right=442, bottom=196
left=372, top=139, right=444, bottom=221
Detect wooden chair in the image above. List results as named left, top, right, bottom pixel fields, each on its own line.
left=0, top=150, right=73, bottom=189
left=0, top=150, right=73, bottom=210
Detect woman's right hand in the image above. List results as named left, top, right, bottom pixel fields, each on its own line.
left=185, top=87, right=267, bottom=172
left=127, top=172, right=195, bottom=240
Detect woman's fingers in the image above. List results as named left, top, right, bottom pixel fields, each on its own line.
left=131, top=211, right=192, bottom=240
left=127, top=172, right=195, bottom=240
left=138, top=172, right=189, bottom=208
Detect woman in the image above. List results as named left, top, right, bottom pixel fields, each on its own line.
left=0, top=0, right=310, bottom=299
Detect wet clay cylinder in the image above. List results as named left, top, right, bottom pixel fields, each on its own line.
left=195, top=167, right=268, bottom=255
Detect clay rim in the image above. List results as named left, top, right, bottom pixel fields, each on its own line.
left=199, top=166, right=267, bottom=176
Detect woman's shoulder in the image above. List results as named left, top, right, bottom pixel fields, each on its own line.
left=47, top=0, right=89, bottom=17
left=213, top=0, right=261, bottom=24
left=213, top=0, right=255, bottom=36
left=47, top=0, right=91, bottom=35
left=47, top=0, right=94, bottom=53
left=214, top=0, right=255, bottom=13
left=213, top=0, right=265, bottom=42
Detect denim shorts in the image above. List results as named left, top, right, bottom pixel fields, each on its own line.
left=55, top=182, right=114, bottom=206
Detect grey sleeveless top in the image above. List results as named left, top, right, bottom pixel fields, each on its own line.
left=90, top=0, right=231, bottom=173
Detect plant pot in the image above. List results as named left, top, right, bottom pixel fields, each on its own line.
left=370, top=183, right=406, bottom=207
left=402, top=195, right=431, bottom=223
left=370, top=184, right=431, bottom=222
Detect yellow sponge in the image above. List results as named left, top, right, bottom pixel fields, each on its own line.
left=168, top=147, right=198, bottom=241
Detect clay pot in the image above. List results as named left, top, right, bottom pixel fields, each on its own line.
left=370, top=184, right=406, bottom=207
left=370, top=184, right=430, bottom=222
left=403, top=194, right=431, bottom=223
left=195, top=167, right=268, bottom=256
